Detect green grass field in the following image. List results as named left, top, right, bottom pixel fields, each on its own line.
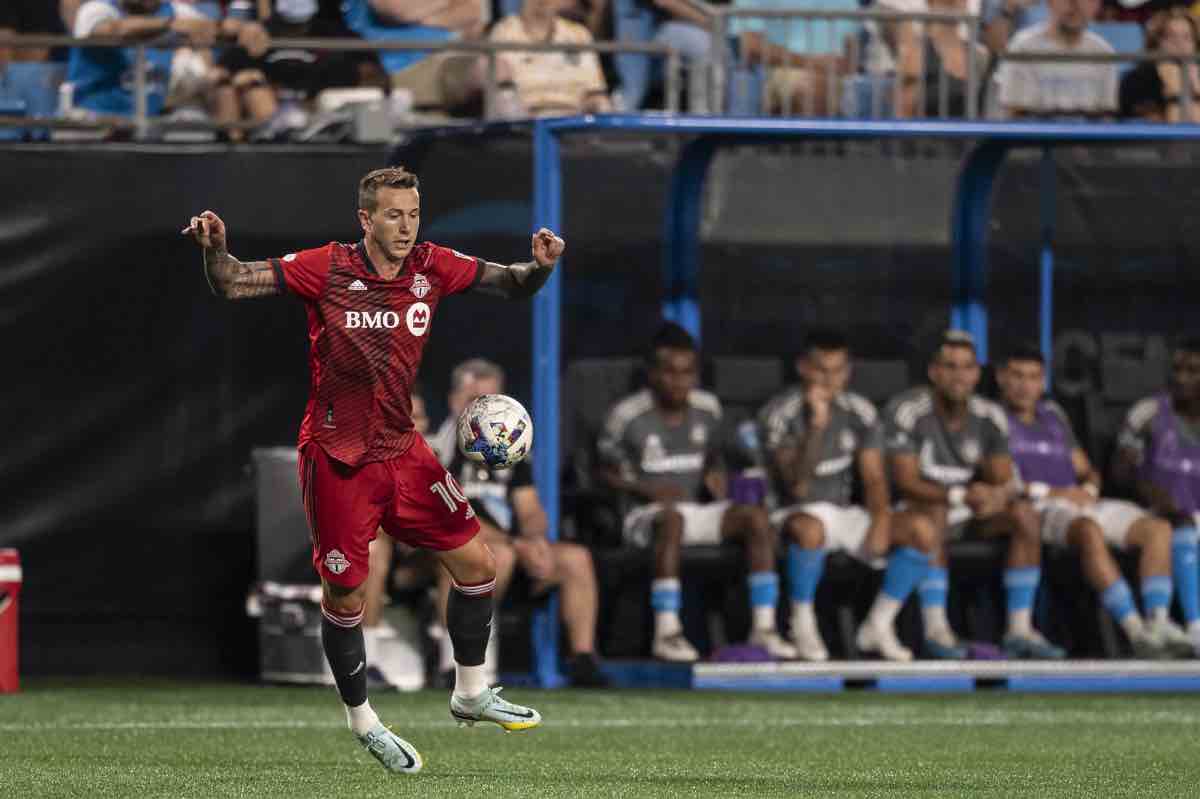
left=3, top=680, right=1199, bottom=798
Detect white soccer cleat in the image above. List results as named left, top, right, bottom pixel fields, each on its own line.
left=789, top=616, right=830, bottom=662
left=450, top=686, right=541, bottom=732
left=749, top=629, right=799, bottom=660
left=856, top=620, right=914, bottom=662
left=1148, top=618, right=1194, bottom=659
left=652, top=632, right=700, bottom=663
left=356, top=723, right=423, bottom=774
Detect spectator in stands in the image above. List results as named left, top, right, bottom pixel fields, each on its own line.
left=727, top=0, right=859, bottom=116
left=67, top=0, right=267, bottom=119
left=758, top=329, right=937, bottom=662
left=885, top=330, right=1065, bottom=659
left=1113, top=336, right=1200, bottom=657
left=0, top=1, right=68, bottom=67
left=341, top=0, right=520, bottom=117
left=598, top=322, right=796, bottom=662
left=982, top=0, right=1048, bottom=56
left=1119, top=8, right=1200, bottom=122
left=995, top=0, right=1118, bottom=118
left=430, top=358, right=608, bottom=687
left=997, top=344, right=1189, bottom=658
left=489, top=0, right=613, bottom=115
left=876, top=0, right=990, bottom=118
left=559, top=0, right=611, bottom=38
left=212, top=0, right=384, bottom=140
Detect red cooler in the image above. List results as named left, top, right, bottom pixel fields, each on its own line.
left=0, top=549, right=21, bottom=693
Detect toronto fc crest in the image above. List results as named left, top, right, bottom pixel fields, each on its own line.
left=410, top=273, right=431, bottom=299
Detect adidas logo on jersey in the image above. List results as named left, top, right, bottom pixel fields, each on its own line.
left=348, top=279, right=368, bottom=291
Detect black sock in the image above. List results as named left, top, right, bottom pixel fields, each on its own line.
left=320, top=604, right=367, bottom=707
left=447, top=581, right=495, bottom=667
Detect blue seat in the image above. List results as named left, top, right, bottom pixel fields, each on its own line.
left=0, top=98, right=28, bottom=141
left=1091, top=22, right=1144, bottom=75
left=497, top=0, right=522, bottom=17
left=0, top=62, right=66, bottom=141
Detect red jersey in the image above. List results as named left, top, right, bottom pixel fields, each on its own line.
left=270, top=240, right=482, bottom=466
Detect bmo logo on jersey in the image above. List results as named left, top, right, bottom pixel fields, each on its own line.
left=345, top=310, right=401, bottom=329
left=406, top=302, right=430, bottom=336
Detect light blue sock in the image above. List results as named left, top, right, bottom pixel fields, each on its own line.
left=1004, top=566, right=1041, bottom=614
left=1172, top=527, right=1199, bottom=624
left=1101, top=579, right=1137, bottom=624
left=881, top=547, right=931, bottom=602
left=1142, top=575, right=1173, bottom=618
left=650, top=578, right=681, bottom=612
left=748, top=571, right=780, bottom=609
left=918, top=567, right=949, bottom=610
left=786, top=544, right=826, bottom=604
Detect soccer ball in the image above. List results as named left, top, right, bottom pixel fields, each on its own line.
left=457, top=393, right=533, bottom=470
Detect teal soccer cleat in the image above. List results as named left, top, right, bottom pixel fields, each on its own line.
left=356, top=723, right=423, bottom=774
left=450, top=686, right=542, bottom=732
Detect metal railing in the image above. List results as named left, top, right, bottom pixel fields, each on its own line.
left=695, top=5, right=984, bottom=118
left=0, top=32, right=683, bottom=140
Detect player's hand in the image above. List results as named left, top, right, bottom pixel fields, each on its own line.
left=863, top=513, right=892, bottom=558
left=965, top=482, right=1005, bottom=516
left=181, top=210, right=227, bottom=251
left=532, top=228, right=564, bottom=267
left=513, top=536, right=555, bottom=581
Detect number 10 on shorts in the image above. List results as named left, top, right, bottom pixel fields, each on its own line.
left=430, top=472, right=470, bottom=512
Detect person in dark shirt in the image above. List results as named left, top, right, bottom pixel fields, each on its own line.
left=0, top=0, right=69, bottom=66
left=1119, top=8, right=1200, bottom=123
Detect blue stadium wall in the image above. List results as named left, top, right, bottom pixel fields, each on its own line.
left=2, top=136, right=1197, bottom=676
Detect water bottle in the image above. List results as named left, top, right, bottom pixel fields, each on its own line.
left=57, top=81, right=74, bottom=116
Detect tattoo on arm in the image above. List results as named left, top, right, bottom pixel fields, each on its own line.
left=203, top=248, right=280, bottom=300
left=473, top=260, right=554, bottom=300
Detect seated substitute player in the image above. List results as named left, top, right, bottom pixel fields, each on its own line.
left=885, top=330, right=1065, bottom=660
left=430, top=357, right=608, bottom=687
left=1114, top=336, right=1200, bottom=656
left=997, top=344, right=1188, bottom=657
left=182, top=166, right=563, bottom=775
left=759, top=329, right=936, bottom=662
left=598, top=322, right=797, bottom=662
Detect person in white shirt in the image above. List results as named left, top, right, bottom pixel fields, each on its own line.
left=488, top=0, right=612, bottom=116
left=995, top=0, right=1117, bottom=118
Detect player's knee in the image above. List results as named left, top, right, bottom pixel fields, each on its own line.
left=785, top=514, right=825, bottom=549
left=1011, top=501, right=1041, bottom=541
left=1071, top=519, right=1105, bottom=553
left=321, top=580, right=366, bottom=617
left=559, top=542, right=593, bottom=576
left=656, top=508, right=685, bottom=540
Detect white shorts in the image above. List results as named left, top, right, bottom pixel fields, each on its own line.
left=1039, top=498, right=1149, bottom=550
left=771, top=502, right=880, bottom=565
left=622, top=501, right=732, bottom=548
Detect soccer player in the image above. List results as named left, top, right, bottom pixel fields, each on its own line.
left=182, top=166, right=560, bottom=774
left=759, top=329, right=936, bottom=662
left=598, top=323, right=797, bottom=662
left=997, top=345, right=1188, bottom=657
left=885, top=331, right=1065, bottom=659
left=430, top=358, right=608, bottom=688
left=1113, top=336, right=1200, bottom=656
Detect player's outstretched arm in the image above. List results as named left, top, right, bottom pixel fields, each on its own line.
left=473, top=228, right=564, bottom=300
left=181, top=210, right=280, bottom=300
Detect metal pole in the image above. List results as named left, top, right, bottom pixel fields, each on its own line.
left=1039, top=147, right=1055, bottom=384
left=666, top=49, right=682, bottom=113
left=1182, top=55, right=1194, bottom=121
left=711, top=13, right=729, bottom=114
left=484, top=51, right=498, bottom=118
left=966, top=15, right=980, bottom=119
left=134, top=44, right=148, bottom=141
left=531, top=120, right=565, bottom=689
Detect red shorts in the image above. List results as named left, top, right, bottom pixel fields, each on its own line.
left=298, top=437, right=480, bottom=587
